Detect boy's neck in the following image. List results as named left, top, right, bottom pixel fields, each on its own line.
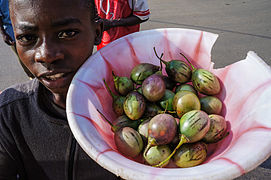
left=52, top=94, right=67, bottom=109
left=39, top=84, right=67, bottom=120
left=43, top=87, right=67, bottom=109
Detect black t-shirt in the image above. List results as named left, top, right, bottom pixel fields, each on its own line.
left=0, top=79, right=119, bottom=180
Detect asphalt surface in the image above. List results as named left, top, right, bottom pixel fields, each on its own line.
left=0, top=0, right=271, bottom=179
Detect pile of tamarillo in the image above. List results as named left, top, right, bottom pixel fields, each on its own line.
left=98, top=48, right=228, bottom=168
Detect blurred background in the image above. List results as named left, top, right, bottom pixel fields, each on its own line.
left=1, top=0, right=270, bottom=90
left=0, top=0, right=271, bottom=178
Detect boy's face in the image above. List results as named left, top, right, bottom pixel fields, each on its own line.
left=10, top=0, right=101, bottom=106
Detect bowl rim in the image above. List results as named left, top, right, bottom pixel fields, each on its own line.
left=66, top=28, right=271, bottom=180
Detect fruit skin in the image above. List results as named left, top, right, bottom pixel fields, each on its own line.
left=138, top=118, right=151, bottom=143
left=192, top=69, right=221, bottom=95
left=123, top=91, right=146, bottom=120
left=136, top=86, right=143, bottom=94
left=143, top=102, right=162, bottom=118
left=179, top=110, right=210, bottom=143
left=148, top=114, right=177, bottom=145
left=112, top=72, right=134, bottom=96
left=161, top=75, right=176, bottom=90
left=175, top=84, right=197, bottom=95
left=178, top=51, right=220, bottom=95
left=153, top=109, right=209, bottom=169
left=203, top=114, right=227, bottom=143
left=200, top=96, right=222, bottom=115
left=144, top=145, right=171, bottom=167
left=103, top=79, right=125, bottom=116
left=165, top=60, right=192, bottom=84
left=142, top=74, right=166, bottom=102
left=173, top=90, right=201, bottom=118
left=153, top=48, right=191, bottom=84
left=130, top=63, right=160, bottom=85
left=112, top=115, right=140, bottom=131
left=173, top=142, right=207, bottom=168
left=112, top=96, right=126, bottom=116
left=114, top=127, right=144, bottom=158
left=159, top=89, right=175, bottom=111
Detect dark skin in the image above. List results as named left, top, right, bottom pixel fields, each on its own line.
left=0, top=16, right=15, bottom=45
left=9, top=0, right=103, bottom=108
left=102, top=15, right=148, bottom=31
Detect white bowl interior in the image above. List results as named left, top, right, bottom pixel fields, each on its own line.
left=66, top=28, right=271, bottom=180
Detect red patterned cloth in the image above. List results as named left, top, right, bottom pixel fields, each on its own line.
left=95, top=0, right=150, bottom=50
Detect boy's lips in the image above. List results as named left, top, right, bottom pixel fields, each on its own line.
left=45, top=72, right=66, bottom=80
left=39, top=71, right=74, bottom=90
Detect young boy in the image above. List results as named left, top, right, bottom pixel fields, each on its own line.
left=95, top=0, right=150, bottom=50
left=0, top=0, right=119, bottom=179
left=0, top=0, right=33, bottom=78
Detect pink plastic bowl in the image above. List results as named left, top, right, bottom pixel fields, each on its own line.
left=66, top=28, right=271, bottom=180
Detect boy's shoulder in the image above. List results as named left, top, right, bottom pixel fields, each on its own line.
left=0, top=79, right=39, bottom=108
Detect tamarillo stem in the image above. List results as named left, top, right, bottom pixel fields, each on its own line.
left=153, top=47, right=167, bottom=66
left=157, top=49, right=164, bottom=71
left=112, top=71, right=116, bottom=78
left=153, top=134, right=188, bottom=168
left=112, top=71, right=117, bottom=80
left=159, top=53, right=164, bottom=71
left=103, top=78, right=117, bottom=100
left=179, top=52, right=196, bottom=71
left=112, top=71, right=119, bottom=90
left=167, top=110, right=177, bottom=114
left=158, top=110, right=176, bottom=114
left=136, top=73, right=141, bottom=82
left=97, top=109, right=118, bottom=132
left=144, top=137, right=156, bottom=156
left=163, top=101, right=169, bottom=114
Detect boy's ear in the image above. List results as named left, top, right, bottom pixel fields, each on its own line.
left=94, top=19, right=104, bottom=45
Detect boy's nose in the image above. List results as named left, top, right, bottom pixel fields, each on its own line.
left=34, top=40, right=64, bottom=64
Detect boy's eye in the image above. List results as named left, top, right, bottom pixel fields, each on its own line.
left=17, top=34, right=37, bottom=44
left=58, top=30, right=78, bottom=39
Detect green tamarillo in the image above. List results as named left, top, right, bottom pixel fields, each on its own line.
left=179, top=52, right=221, bottom=95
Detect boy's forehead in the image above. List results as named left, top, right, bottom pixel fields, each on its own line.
left=10, top=0, right=88, bottom=11
left=10, top=0, right=93, bottom=28
left=10, top=0, right=92, bottom=22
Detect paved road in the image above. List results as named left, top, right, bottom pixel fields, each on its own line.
left=0, top=0, right=271, bottom=179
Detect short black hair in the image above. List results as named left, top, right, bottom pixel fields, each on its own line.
left=9, top=0, right=99, bottom=21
